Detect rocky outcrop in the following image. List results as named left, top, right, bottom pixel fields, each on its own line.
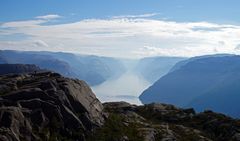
left=0, top=71, right=104, bottom=141
left=89, top=102, right=240, bottom=141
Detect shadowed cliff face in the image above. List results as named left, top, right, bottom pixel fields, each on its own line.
left=0, top=71, right=105, bottom=141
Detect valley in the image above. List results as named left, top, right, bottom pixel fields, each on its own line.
left=92, top=70, right=151, bottom=105
left=1, top=1, right=240, bottom=140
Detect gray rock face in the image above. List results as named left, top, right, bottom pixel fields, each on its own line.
left=0, top=71, right=104, bottom=141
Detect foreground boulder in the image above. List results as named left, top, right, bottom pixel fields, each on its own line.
left=0, top=71, right=104, bottom=141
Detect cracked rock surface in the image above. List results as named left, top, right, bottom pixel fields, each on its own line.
left=0, top=71, right=104, bottom=141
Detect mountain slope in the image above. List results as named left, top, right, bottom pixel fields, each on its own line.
left=0, top=50, right=76, bottom=77
left=140, top=55, right=240, bottom=117
left=135, top=57, right=186, bottom=83
left=37, top=51, right=126, bottom=80
left=189, top=72, right=240, bottom=117
left=0, top=56, right=7, bottom=64
left=0, top=50, right=126, bottom=86
left=0, top=64, right=41, bottom=75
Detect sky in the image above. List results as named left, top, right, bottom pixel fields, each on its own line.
left=1, top=0, right=240, bottom=58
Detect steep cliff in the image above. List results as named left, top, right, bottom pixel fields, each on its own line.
left=0, top=71, right=104, bottom=141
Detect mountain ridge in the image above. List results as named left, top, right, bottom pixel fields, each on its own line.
left=140, top=55, right=240, bottom=117
left=0, top=50, right=126, bottom=86
left=0, top=64, right=42, bottom=75
left=135, top=56, right=186, bottom=83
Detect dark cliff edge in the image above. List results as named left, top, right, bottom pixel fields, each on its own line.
left=0, top=72, right=239, bottom=141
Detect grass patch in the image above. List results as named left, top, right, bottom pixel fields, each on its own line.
left=87, top=113, right=143, bottom=141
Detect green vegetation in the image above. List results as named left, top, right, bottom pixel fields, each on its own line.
left=168, top=124, right=205, bottom=141
left=0, top=91, right=5, bottom=96
left=87, top=113, right=143, bottom=141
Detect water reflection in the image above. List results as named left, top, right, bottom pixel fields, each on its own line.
left=92, top=71, right=151, bottom=105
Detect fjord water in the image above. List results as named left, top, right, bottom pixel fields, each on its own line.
left=92, top=60, right=151, bottom=105
left=92, top=71, right=151, bottom=105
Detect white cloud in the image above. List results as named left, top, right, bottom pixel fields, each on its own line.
left=112, top=13, right=160, bottom=19
left=1, top=20, right=45, bottom=28
left=1, top=14, right=62, bottom=28
left=1, top=15, right=240, bottom=58
left=235, top=44, right=240, bottom=50
left=35, top=14, right=61, bottom=20
left=32, top=40, right=49, bottom=47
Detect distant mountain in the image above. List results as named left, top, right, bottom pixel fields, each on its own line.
left=135, top=56, right=186, bottom=83
left=0, top=50, right=77, bottom=78
left=0, top=56, right=7, bottom=64
left=140, top=54, right=240, bottom=117
left=0, top=64, right=41, bottom=75
left=0, top=50, right=126, bottom=86
left=169, top=54, right=234, bottom=73
left=34, top=51, right=126, bottom=85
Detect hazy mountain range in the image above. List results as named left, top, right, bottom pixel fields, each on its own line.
left=0, top=50, right=126, bottom=86
left=2, top=50, right=240, bottom=118
left=135, top=56, right=186, bottom=83
left=140, top=54, right=240, bottom=117
left=0, top=64, right=41, bottom=75
left=0, top=50, right=184, bottom=87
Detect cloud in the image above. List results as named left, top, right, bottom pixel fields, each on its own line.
left=35, top=14, right=61, bottom=20
left=133, top=46, right=214, bottom=57
left=112, top=13, right=160, bottom=19
left=235, top=44, right=240, bottom=50
left=1, top=15, right=240, bottom=58
left=1, top=20, right=45, bottom=28
left=32, top=40, right=49, bottom=47
left=1, top=14, right=62, bottom=28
